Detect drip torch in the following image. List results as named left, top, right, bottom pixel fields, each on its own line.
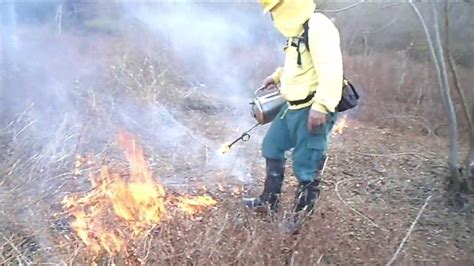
left=220, top=85, right=286, bottom=154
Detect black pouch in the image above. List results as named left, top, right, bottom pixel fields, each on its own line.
left=335, top=79, right=359, bottom=112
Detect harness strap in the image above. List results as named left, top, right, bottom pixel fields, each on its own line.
left=291, top=39, right=303, bottom=66
left=288, top=91, right=315, bottom=106
left=291, top=20, right=310, bottom=66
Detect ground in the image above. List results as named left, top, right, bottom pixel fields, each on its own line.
left=1, top=90, right=473, bottom=264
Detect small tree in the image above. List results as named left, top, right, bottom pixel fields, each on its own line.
left=409, top=0, right=473, bottom=192
left=467, top=97, right=474, bottom=189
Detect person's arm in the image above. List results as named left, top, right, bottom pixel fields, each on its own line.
left=270, top=67, right=284, bottom=84
left=308, top=14, right=343, bottom=114
left=262, top=67, right=283, bottom=88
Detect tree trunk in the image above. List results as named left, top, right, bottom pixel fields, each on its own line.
left=445, top=1, right=472, bottom=132
left=467, top=98, right=474, bottom=191
left=410, top=1, right=465, bottom=190
left=55, top=1, right=64, bottom=36
left=432, top=6, right=462, bottom=187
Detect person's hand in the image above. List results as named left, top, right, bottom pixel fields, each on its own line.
left=307, top=109, right=327, bottom=133
left=262, top=75, right=276, bottom=89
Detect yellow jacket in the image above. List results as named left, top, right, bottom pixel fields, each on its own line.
left=271, top=12, right=343, bottom=113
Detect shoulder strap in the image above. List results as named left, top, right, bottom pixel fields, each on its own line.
left=302, top=19, right=310, bottom=52
left=292, top=19, right=310, bottom=66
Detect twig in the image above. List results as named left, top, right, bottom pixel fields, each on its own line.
left=335, top=178, right=381, bottom=229
left=386, top=195, right=432, bottom=266
left=73, top=118, right=89, bottom=157
left=15, top=103, right=34, bottom=124
left=68, top=243, right=81, bottom=266
left=321, top=0, right=366, bottom=13
left=433, top=122, right=448, bottom=136
left=1, top=234, right=29, bottom=264
left=7, top=158, right=21, bottom=176
left=13, top=119, right=37, bottom=140
left=289, top=251, right=295, bottom=266
left=381, top=2, right=405, bottom=9
left=350, top=151, right=434, bottom=158
left=140, top=224, right=157, bottom=263
left=317, top=254, right=324, bottom=264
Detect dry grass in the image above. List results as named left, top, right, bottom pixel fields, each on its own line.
left=1, top=28, right=473, bottom=265
left=2, top=111, right=473, bottom=264
left=344, top=52, right=472, bottom=138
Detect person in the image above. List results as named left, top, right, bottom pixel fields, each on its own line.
left=243, top=0, right=343, bottom=220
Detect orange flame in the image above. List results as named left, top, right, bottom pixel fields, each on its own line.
left=176, top=195, right=217, bottom=216
left=63, top=132, right=217, bottom=256
left=333, top=115, right=348, bottom=135
left=73, top=154, right=84, bottom=176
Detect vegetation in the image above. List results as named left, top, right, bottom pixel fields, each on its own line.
left=1, top=0, right=473, bottom=264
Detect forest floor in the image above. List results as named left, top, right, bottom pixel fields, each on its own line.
left=1, top=87, right=473, bottom=265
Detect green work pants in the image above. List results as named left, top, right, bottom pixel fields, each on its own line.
left=262, top=105, right=338, bottom=183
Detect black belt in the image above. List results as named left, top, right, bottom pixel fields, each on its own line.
left=288, top=91, right=315, bottom=106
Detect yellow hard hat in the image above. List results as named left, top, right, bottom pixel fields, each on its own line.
left=260, top=0, right=281, bottom=13
left=265, top=0, right=317, bottom=37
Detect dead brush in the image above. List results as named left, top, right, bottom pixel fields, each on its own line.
left=344, top=52, right=472, bottom=141
left=0, top=110, right=322, bottom=264
left=108, top=51, right=186, bottom=105
left=0, top=107, right=86, bottom=263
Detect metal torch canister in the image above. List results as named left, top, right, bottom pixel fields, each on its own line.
left=250, top=86, right=286, bottom=125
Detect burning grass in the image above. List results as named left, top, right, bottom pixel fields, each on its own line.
left=62, top=132, right=216, bottom=257
left=333, top=114, right=348, bottom=135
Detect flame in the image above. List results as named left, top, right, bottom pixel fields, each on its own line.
left=218, top=143, right=231, bottom=155
left=333, top=115, right=348, bottom=135
left=63, top=132, right=217, bottom=256
left=73, top=154, right=84, bottom=176
left=176, top=195, right=217, bottom=216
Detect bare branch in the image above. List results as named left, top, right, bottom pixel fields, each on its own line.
left=444, top=1, right=473, bottom=132
left=381, top=2, right=405, bottom=9
left=452, top=49, right=474, bottom=60
left=386, top=195, right=432, bottom=266
left=363, top=15, right=399, bottom=34
left=320, top=0, right=366, bottom=13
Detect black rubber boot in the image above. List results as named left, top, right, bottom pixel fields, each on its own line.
left=243, top=158, right=285, bottom=212
left=282, top=181, right=320, bottom=235
left=294, top=180, right=320, bottom=214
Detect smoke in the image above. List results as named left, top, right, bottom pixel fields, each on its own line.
left=1, top=1, right=285, bottom=200
left=125, top=1, right=282, bottom=106
left=115, top=1, right=285, bottom=183
left=0, top=1, right=281, bottom=262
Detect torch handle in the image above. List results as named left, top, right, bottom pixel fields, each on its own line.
left=227, top=123, right=260, bottom=149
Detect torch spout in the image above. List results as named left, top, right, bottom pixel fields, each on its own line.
left=228, top=123, right=259, bottom=148
left=220, top=123, right=260, bottom=154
